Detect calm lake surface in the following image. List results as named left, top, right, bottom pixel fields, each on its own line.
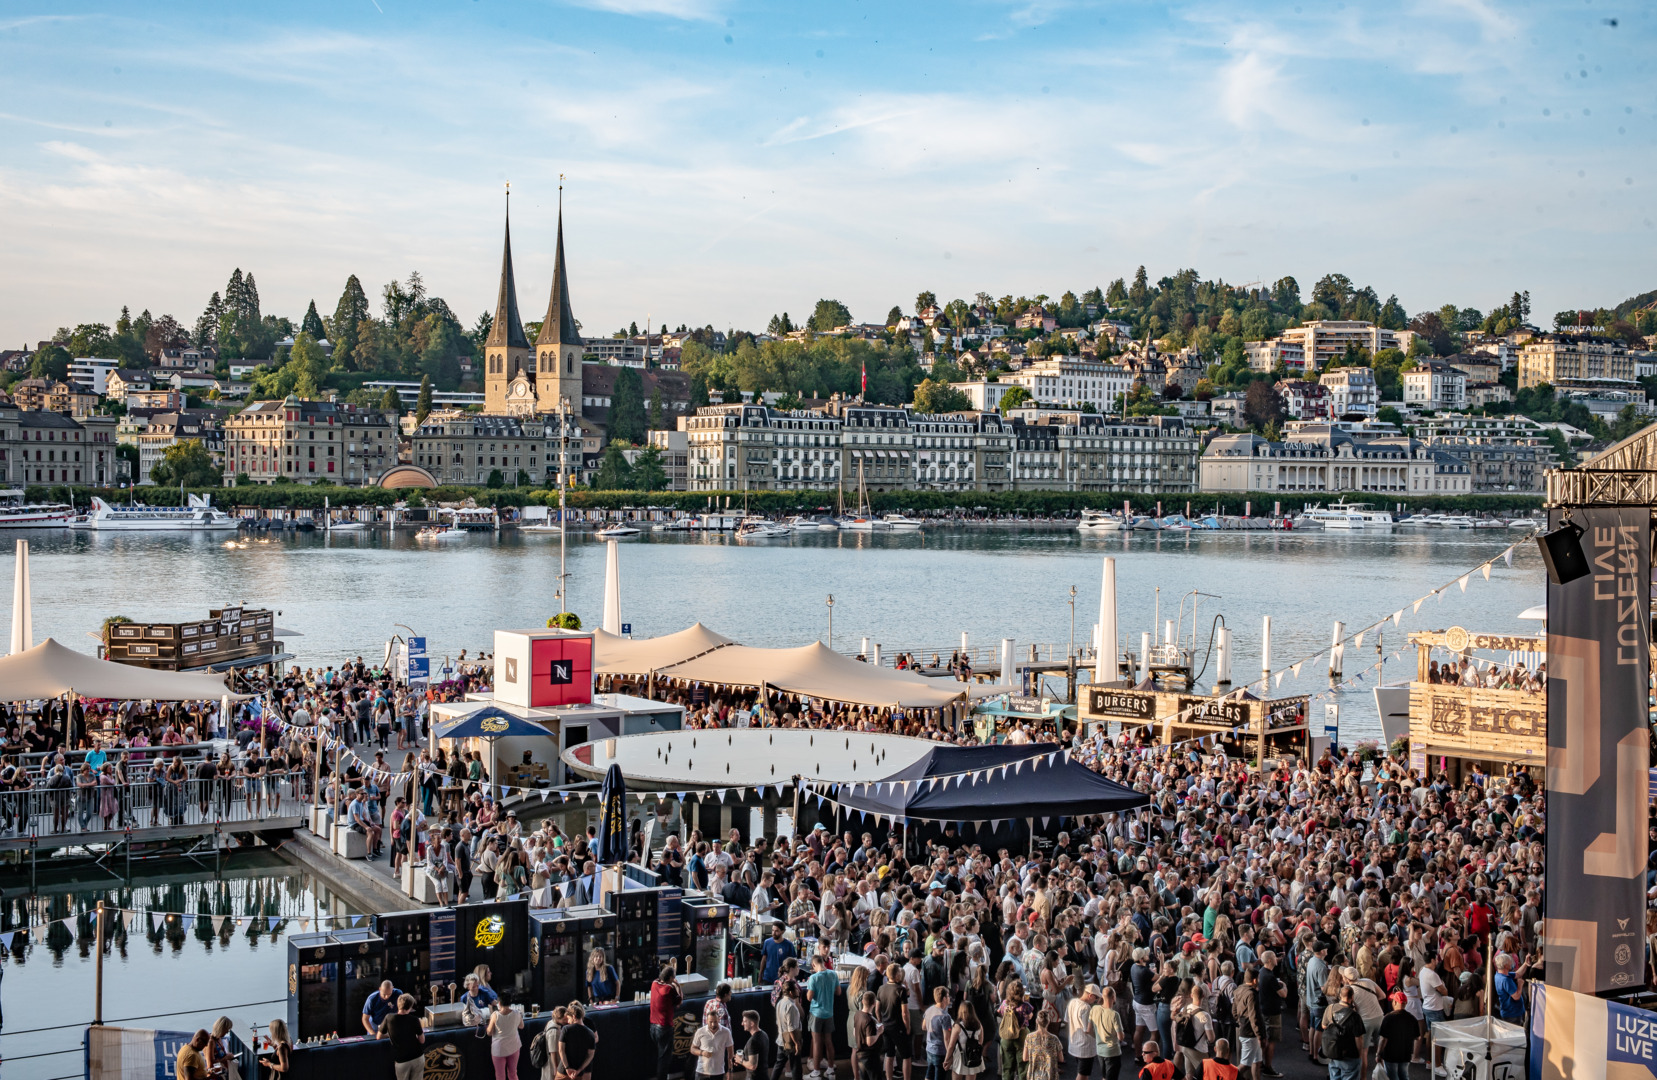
left=0, top=857, right=361, bottom=1075
left=0, top=524, right=1544, bottom=743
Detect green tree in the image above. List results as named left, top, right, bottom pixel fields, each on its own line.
left=548, top=612, right=582, bottom=630
left=593, top=440, right=634, bottom=489
left=288, top=331, right=328, bottom=398
left=30, top=345, right=71, bottom=382
left=1242, top=380, right=1284, bottom=431
left=416, top=374, right=433, bottom=425
left=688, top=373, right=709, bottom=411
left=647, top=386, right=665, bottom=430
left=148, top=439, right=222, bottom=487
left=1376, top=405, right=1405, bottom=429
left=1371, top=347, right=1407, bottom=400
left=608, top=366, right=647, bottom=445
left=301, top=300, right=327, bottom=341
left=1610, top=404, right=1649, bottom=442
left=330, top=274, right=372, bottom=369
left=486, top=468, right=505, bottom=489
left=631, top=445, right=667, bottom=491
left=381, top=387, right=403, bottom=413
left=915, top=291, right=936, bottom=314
left=997, top=385, right=1032, bottom=412
left=808, top=299, right=853, bottom=332
left=885, top=306, right=903, bottom=326
left=912, top=378, right=971, bottom=413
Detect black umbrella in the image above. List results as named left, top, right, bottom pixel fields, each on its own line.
left=597, top=764, right=628, bottom=866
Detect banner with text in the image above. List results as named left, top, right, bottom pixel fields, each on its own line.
left=1544, top=506, right=1650, bottom=994
left=1532, top=981, right=1657, bottom=1080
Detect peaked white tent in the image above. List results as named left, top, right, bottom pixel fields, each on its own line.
left=0, top=638, right=233, bottom=701
left=592, top=622, right=735, bottom=675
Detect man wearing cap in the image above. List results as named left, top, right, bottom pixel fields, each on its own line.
left=1067, top=985, right=1101, bottom=1079
left=1374, top=991, right=1419, bottom=1080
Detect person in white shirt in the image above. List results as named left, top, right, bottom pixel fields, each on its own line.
left=692, top=1010, right=734, bottom=1077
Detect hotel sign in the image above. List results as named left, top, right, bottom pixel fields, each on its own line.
left=1084, top=688, right=1156, bottom=721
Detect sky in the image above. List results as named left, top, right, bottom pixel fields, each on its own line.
left=0, top=0, right=1653, bottom=348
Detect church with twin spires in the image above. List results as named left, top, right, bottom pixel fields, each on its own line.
left=482, top=197, right=584, bottom=416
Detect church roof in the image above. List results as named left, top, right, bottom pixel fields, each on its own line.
left=536, top=209, right=580, bottom=348
left=485, top=203, right=530, bottom=351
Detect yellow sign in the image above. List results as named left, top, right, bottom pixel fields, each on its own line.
left=474, top=914, right=505, bottom=948
left=480, top=716, right=510, bottom=734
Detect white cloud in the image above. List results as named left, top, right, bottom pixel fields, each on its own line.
left=561, top=0, right=723, bottom=20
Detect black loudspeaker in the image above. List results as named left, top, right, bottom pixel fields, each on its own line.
left=1537, top=519, right=1590, bottom=585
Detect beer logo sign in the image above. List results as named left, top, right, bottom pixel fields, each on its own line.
left=474, top=914, right=506, bottom=948
left=288, top=963, right=297, bottom=995
left=480, top=716, right=510, bottom=734
left=425, top=1042, right=465, bottom=1080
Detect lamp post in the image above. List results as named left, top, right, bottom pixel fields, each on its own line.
left=1068, top=584, right=1077, bottom=661
left=826, top=594, right=835, bottom=649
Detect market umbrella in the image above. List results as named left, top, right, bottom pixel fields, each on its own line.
left=434, top=706, right=550, bottom=801
left=597, top=764, right=628, bottom=864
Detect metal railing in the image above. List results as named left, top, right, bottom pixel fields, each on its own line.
left=0, top=769, right=309, bottom=839
left=861, top=642, right=1087, bottom=669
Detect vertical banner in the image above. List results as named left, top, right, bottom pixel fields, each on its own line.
left=1544, top=506, right=1650, bottom=994
left=1533, top=981, right=1657, bottom=1080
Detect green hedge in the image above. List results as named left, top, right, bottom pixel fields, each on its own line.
left=31, top=484, right=1544, bottom=516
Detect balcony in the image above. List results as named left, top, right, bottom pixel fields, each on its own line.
left=1405, top=629, right=1545, bottom=768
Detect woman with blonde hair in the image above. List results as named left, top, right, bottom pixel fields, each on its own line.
left=260, top=1019, right=291, bottom=1078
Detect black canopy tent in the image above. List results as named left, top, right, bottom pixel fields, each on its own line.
left=802, top=744, right=1149, bottom=851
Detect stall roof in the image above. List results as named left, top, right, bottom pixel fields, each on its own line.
left=816, top=744, right=1149, bottom=822
left=0, top=638, right=234, bottom=701
left=592, top=622, right=734, bottom=675
left=655, top=640, right=966, bottom=709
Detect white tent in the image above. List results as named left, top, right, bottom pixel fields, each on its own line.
left=0, top=638, right=233, bottom=701
left=592, top=622, right=735, bottom=675
left=656, top=640, right=966, bottom=709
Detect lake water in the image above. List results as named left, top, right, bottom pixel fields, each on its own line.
left=0, top=524, right=1545, bottom=743
left=0, top=856, right=361, bottom=1076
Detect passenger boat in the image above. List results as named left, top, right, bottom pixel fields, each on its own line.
left=85, top=494, right=240, bottom=531
left=0, top=489, right=73, bottom=528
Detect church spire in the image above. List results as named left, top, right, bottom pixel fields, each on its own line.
left=536, top=183, right=579, bottom=347
left=486, top=185, right=530, bottom=350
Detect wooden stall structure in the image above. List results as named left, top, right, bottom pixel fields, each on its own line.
left=104, top=607, right=279, bottom=671
left=1406, top=626, right=1545, bottom=780
left=1078, top=684, right=1310, bottom=762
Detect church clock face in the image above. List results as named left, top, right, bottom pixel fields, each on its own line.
left=513, top=383, right=528, bottom=397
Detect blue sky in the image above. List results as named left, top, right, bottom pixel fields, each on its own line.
left=0, top=0, right=1652, bottom=347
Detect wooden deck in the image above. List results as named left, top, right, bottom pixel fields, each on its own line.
left=0, top=816, right=305, bottom=854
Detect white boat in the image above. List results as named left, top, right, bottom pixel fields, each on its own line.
left=325, top=521, right=367, bottom=532
left=0, top=489, right=73, bottom=528
left=652, top=517, right=695, bottom=532
left=785, top=515, right=835, bottom=532
left=735, top=517, right=791, bottom=539
left=1157, top=515, right=1194, bottom=532
left=882, top=513, right=923, bottom=531
left=1301, top=500, right=1394, bottom=530
left=1395, top=514, right=1431, bottom=527
left=1440, top=515, right=1477, bottom=529
left=521, top=522, right=564, bottom=534
left=1508, top=518, right=1541, bottom=530
left=596, top=524, right=641, bottom=538
left=86, top=494, right=240, bottom=531
left=416, top=524, right=467, bottom=541
left=1473, top=518, right=1506, bottom=529
left=1076, top=510, right=1125, bottom=533
left=837, top=515, right=890, bottom=531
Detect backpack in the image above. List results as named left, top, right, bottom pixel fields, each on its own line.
left=999, top=1006, right=1022, bottom=1041
left=961, top=1024, right=985, bottom=1069
left=1327, top=1007, right=1363, bottom=1060
left=527, top=1029, right=551, bottom=1071
left=1176, top=1012, right=1198, bottom=1049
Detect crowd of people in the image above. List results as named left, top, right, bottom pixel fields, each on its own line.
left=636, top=733, right=1544, bottom=1080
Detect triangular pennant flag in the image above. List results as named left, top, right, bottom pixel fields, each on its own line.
left=1014, top=760, right=1024, bottom=774
left=0, top=931, right=12, bottom=952
left=1504, top=547, right=1514, bottom=567
left=1291, top=663, right=1302, bottom=678
left=1354, top=631, right=1365, bottom=650
left=1392, top=610, right=1403, bottom=627
left=1481, top=562, right=1492, bottom=580
left=150, top=912, right=162, bottom=934
left=1458, top=574, right=1470, bottom=592
left=971, top=772, right=979, bottom=786
left=1412, top=598, right=1424, bottom=614
left=1275, top=672, right=1284, bottom=688
left=268, top=916, right=280, bottom=931
left=1041, top=817, right=1051, bottom=829
left=33, top=924, right=47, bottom=943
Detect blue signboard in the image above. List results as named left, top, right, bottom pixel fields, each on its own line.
left=408, top=636, right=428, bottom=683
left=621, top=623, right=632, bottom=636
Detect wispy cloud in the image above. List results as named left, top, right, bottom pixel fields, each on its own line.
left=560, top=0, right=723, bottom=21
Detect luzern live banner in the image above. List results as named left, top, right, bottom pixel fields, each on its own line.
left=1544, top=506, right=1650, bottom=994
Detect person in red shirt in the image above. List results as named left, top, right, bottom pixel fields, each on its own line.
left=649, top=960, right=681, bottom=1080
left=1465, top=890, right=1495, bottom=943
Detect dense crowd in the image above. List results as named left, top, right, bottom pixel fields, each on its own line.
left=632, top=738, right=1544, bottom=1080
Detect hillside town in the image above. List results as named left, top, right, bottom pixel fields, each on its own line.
left=2, top=205, right=1654, bottom=500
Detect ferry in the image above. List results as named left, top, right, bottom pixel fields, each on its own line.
left=85, top=494, right=240, bottom=531
left=0, top=489, right=74, bottom=528
left=1076, top=510, right=1125, bottom=533
left=1297, top=500, right=1394, bottom=530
